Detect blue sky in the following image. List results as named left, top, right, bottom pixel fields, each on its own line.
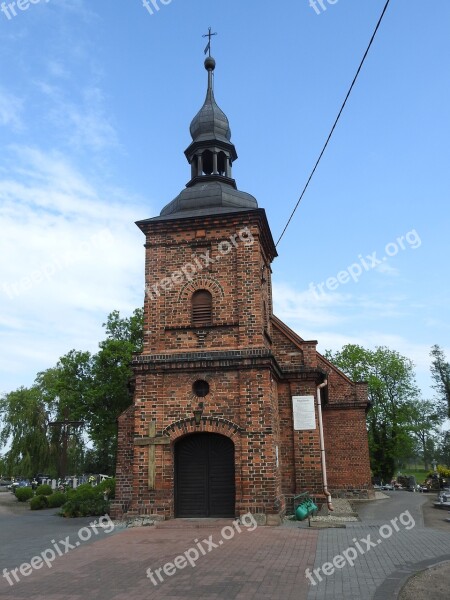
left=0, top=0, right=449, bottom=401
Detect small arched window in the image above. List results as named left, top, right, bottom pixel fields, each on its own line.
left=202, top=150, right=213, bottom=175
left=192, top=290, right=212, bottom=327
left=217, top=151, right=227, bottom=176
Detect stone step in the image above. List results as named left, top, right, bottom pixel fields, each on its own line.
left=155, top=518, right=237, bottom=529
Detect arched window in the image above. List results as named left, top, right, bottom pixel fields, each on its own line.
left=202, top=150, right=213, bottom=175
left=217, top=151, right=227, bottom=176
left=192, top=290, right=212, bottom=327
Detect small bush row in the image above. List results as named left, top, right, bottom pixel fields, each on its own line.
left=30, top=495, right=48, bottom=510
left=36, top=484, right=53, bottom=496
left=15, top=478, right=115, bottom=516
left=59, top=478, right=115, bottom=518
left=15, top=487, right=34, bottom=502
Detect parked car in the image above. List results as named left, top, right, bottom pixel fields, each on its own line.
left=8, top=480, right=30, bottom=491
left=381, top=484, right=395, bottom=491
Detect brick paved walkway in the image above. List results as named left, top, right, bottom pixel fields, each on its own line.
left=308, top=492, right=450, bottom=600
left=1, top=491, right=449, bottom=600
left=1, top=520, right=318, bottom=600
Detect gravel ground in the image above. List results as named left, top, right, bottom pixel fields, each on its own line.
left=398, top=495, right=450, bottom=599
left=399, top=560, right=450, bottom=600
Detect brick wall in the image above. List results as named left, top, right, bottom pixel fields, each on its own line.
left=113, top=208, right=373, bottom=521
left=110, top=404, right=135, bottom=519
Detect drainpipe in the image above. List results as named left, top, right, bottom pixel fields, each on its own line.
left=317, top=380, right=334, bottom=512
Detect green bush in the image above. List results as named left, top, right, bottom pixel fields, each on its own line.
left=47, top=492, right=67, bottom=508
left=30, top=495, right=49, bottom=510
left=36, top=484, right=53, bottom=496
left=438, top=465, right=450, bottom=478
left=15, top=487, right=33, bottom=502
left=60, top=479, right=115, bottom=517
left=65, top=483, right=97, bottom=501
left=97, top=478, right=116, bottom=500
left=60, top=498, right=110, bottom=518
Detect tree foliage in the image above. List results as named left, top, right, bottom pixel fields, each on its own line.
left=0, top=309, right=143, bottom=477
left=406, top=399, right=441, bottom=470
left=325, top=344, right=422, bottom=481
left=0, top=387, right=50, bottom=477
left=430, top=345, right=450, bottom=418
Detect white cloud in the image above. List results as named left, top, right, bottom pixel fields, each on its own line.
left=273, top=282, right=348, bottom=327
left=376, top=262, right=400, bottom=276
left=33, top=81, right=118, bottom=152
left=272, top=281, right=439, bottom=397
left=0, top=88, right=23, bottom=131
left=0, top=146, right=153, bottom=393
left=67, top=87, right=118, bottom=151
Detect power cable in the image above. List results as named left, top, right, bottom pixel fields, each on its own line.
left=275, top=0, right=392, bottom=247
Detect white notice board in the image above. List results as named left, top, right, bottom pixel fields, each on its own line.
left=292, top=396, right=316, bottom=431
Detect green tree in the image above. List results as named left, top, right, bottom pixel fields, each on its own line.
left=406, top=399, right=441, bottom=470
left=85, top=309, right=143, bottom=473
left=436, top=431, right=450, bottom=466
left=0, top=309, right=143, bottom=478
left=0, top=453, right=7, bottom=478
left=0, top=387, right=51, bottom=477
left=430, top=345, right=450, bottom=418
left=325, top=345, right=420, bottom=481
left=36, top=350, right=92, bottom=477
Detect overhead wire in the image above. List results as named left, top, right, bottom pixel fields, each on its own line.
left=275, top=0, right=392, bottom=247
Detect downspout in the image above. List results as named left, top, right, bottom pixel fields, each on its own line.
left=317, top=380, right=334, bottom=512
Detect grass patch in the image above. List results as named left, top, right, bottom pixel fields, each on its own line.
left=397, top=469, right=429, bottom=484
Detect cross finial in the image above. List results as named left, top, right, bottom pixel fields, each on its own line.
left=203, top=27, right=217, bottom=57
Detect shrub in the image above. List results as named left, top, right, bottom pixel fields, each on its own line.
left=60, top=498, right=110, bottom=518
left=60, top=479, right=115, bottom=517
left=15, top=487, right=33, bottom=502
left=36, top=484, right=53, bottom=496
left=97, top=478, right=116, bottom=500
left=438, top=465, right=450, bottom=478
left=30, top=495, right=49, bottom=510
left=47, top=492, right=67, bottom=508
left=65, top=483, right=97, bottom=501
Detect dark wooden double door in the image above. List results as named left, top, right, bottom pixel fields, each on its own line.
left=175, top=433, right=235, bottom=518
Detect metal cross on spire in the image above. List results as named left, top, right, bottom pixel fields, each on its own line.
left=203, top=27, right=217, bottom=57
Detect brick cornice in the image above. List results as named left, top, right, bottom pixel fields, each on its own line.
left=133, top=348, right=273, bottom=363
left=324, top=402, right=369, bottom=411
left=136, top=208, right=278, bottom=263
left=132, top=349, right=326, bottom=383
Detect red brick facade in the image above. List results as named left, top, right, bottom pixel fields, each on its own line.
left=111, top=209, right=373, bottom=522
left=111, top=54, right=372, bottom=522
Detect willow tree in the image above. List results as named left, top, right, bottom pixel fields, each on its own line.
left=0, top=387, right=51, bottom=477
left=430, top=345, right=450, bottom=418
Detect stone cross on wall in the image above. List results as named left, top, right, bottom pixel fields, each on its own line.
left=134, top=422, right=170, bottom=489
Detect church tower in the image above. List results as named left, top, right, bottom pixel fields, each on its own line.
left=112, top=52, right=373, bottom=523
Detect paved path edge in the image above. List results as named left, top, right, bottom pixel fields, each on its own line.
left=373, top=553, right=450, bottom=600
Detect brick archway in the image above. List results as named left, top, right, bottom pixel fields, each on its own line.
left=178, top=275, right=225, bottom=303
left=163, top=416, right=242, bottom=441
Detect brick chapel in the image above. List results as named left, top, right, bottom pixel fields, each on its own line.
left=111, top=53, right=373, bottom=524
